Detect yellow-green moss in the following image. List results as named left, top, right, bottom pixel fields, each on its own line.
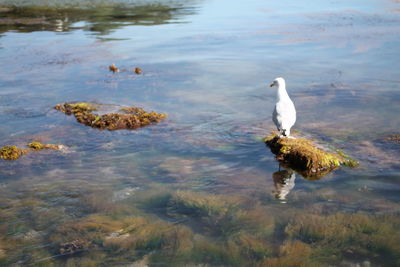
left=55, top=102, right=167, bottom=130
left=28, top=142, right=62, bottom=151
left=265, top=133, right=357, bottom=178
left=0, top=145, right=28, bottom=160
left=1, top=142, right=64, bottom=160
left=55, top=102, right=97, bottom=115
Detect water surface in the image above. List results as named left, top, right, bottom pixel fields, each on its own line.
left=0, top=0, right=400, bottom=266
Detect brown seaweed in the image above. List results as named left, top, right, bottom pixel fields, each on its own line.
left=55, top=102, right=167, bottom=130
left=0, top=142, right=64, bottom=160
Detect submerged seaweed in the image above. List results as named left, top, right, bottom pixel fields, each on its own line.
left=264, top=133, right=358, bottom=178
left=55, top=102, right=167, bottom=130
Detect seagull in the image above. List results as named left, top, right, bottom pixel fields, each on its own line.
left=270, top=77, right=296, bottom=137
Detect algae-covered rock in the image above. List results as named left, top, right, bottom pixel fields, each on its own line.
left=0, top=145, right=28, bottom=160
left=55, top=102, right=167, bottom=130
left=264, top=133, right=358, bottom=178
left=28, top=142, right=64, bottom=151
left=1, top=142, right=64, bottom=160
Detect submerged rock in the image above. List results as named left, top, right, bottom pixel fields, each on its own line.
left=264, top=133, right=358, bottom=178
left=55, top=102, right=167, bottom=130
left=384, top=134, right=400, bottom=144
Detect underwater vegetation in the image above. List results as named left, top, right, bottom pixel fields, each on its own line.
left=384, top=134, right=400, bottom=144
left=284, top=212, right=400, bottom=266
left=1, top=183, right=400, bottom=266
left=264, top=133, right=358, bottom=178
left=48, top=214, right=195, bottom=264
left=55, top=102, right=167, bottom=130
left=0, top=142, right=63, bottom=160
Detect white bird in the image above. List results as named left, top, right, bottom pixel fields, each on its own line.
left=270, top=77, right=296, bottom=137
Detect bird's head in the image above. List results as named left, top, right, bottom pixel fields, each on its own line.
left=270, top=77, right=285, bottom=87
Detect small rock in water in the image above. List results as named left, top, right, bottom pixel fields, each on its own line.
left=59, top=239, right=89, bottom=255
left=134, top=67, right=142, bottom=74
left=109, top=63, right=119, bottom=73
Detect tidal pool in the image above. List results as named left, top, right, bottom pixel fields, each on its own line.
left=0, top=0, right=400, bottom=266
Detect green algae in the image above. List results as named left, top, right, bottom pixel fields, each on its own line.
left=264, top=133, right=358, bottom=178
left=55, top=102, right=167, bottom=130
left=28, top=142, right=63, bottom=151
left=167, top=191, right=275, bottom=239
left=49, top=213, right=195, bottom=263
left=1, top=182, right=400, bottom=266
left=285, top=213, right=400, bottom=265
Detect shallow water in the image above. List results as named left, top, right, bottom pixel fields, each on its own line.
left=0, top=0, right=400, bottom=266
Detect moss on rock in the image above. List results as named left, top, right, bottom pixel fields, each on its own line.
left=0, top=145, right=28, bottom=160
left=264, top=133, right=358, bottom=178
left=28, top=142, right=63, bottom=151
left=55, top=102, right=167, bottom=130
left=1, top=142, right=64, bottom=160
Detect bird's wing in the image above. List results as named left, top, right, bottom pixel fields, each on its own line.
left=272, top=106, right=280, bottom=130
left=274, top=100, right=296, bottom=130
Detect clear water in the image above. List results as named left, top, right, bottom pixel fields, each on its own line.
left=0, top=0, right=400, bottom=266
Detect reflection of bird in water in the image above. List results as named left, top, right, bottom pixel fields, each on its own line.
left=272, top=168, right=296, bottom=201
left=270, top=77, right=296, bottom=137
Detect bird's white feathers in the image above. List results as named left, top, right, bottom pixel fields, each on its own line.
left=271, top=77, right=296, bottom=137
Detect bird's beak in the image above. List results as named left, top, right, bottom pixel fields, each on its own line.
left=270, top=83, right=274, bottom=87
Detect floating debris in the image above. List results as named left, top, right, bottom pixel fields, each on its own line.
left=0, top=142, right=65, bottom=161
left=134, top=67, right=142, bottom=74
left=109, top=63, right=119, bottom=73
left=55, top=102, right=167, bottom=130
left=264, top=133, right=358, bottom=178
